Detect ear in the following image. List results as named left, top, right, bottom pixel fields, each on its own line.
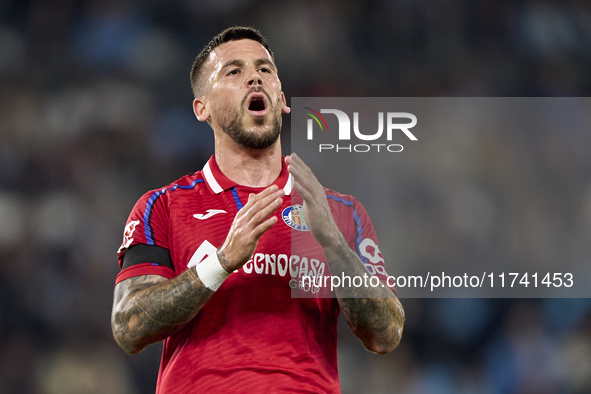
left=193, top=97, right=210, bottom=122
left=281, top=92, right=291, bottom=114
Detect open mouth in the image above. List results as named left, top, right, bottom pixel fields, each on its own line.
left=247, top=93, right=268, bottom=116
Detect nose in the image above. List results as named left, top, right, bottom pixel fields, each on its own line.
left=247, top=68, right=262, bottom=87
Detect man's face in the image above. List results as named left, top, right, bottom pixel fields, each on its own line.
left=196, top=39, right=290, bottom=150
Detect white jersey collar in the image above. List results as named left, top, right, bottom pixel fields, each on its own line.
left=202, top=155, right=293, bottom=196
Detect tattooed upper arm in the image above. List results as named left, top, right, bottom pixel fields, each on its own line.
left=113, top=275, right=169, bottom=305
left=111, top=269, right=214, bottom=354
left=111, top=275, right=169, bottom=353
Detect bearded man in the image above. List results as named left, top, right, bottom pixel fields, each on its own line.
left=111, top=26, right=404, bottom=394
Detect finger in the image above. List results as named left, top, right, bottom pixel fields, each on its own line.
left=293, top=180, right=314, bottom=202
left=290, top=162, right=315, bottom=188
left=289, top=156, right=315, bottom=184
left=250, top=196, right=283, bottom=226
left=255, top=184, right=278, bottom=200
left=288, top=161, right=299, bottom=176
left=286, top=156, right=292, bottom=174
left=290, top=169, right=314, bottom=193
left=290, top=152, right=309, bottom=171
left=249, top=185, right=278, bottom=205
left=241, top=185, right=279, bottom=218
left=288, top=162, right=304, bottom=183
left=255, top=188, right=284, bottom=212
left=252, top=215, right=278, bottom=239
left=243, top=188, right=283, bottom=224
left=289, top=152, right=300, bottom=169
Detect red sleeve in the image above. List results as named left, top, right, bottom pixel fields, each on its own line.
left=115, top=188, right=175, bottom=282
left=116, top=263, right=176, bottom=285
left=343, top=197, right=397, bottom=294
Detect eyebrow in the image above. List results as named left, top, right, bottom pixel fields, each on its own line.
left=254, top=58, right=276, bottom=70
left=221, top=59, right=244, bottom=70
left=220, top=58, right=276, bottom=71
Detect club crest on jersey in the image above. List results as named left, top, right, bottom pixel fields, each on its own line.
left=282, top=205, right=310, bottom=231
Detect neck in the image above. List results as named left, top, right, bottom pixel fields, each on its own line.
left=214, top=135, right=283, bottom=188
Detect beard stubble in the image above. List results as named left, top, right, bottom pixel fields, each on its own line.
left=221, top=91, right=282, bottom=150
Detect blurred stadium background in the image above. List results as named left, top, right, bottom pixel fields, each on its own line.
left=1, top=0, right=591, bottom=393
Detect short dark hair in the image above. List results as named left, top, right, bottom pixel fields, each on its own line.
left=190, top=26, right=274, bottom=98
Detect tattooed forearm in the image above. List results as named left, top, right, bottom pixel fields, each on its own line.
left=216, top=249, right=232, bottom=273
left=324, top=236, right=405, bottom=354
left=111, top=268, right=214, bottom=354
left=339, top=296, right=404, bottom=354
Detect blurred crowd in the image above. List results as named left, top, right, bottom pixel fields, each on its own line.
left=1, top=0, right=591, bottom=393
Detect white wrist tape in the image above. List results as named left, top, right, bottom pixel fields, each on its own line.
left=196, top=252, right=230, bottom=291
